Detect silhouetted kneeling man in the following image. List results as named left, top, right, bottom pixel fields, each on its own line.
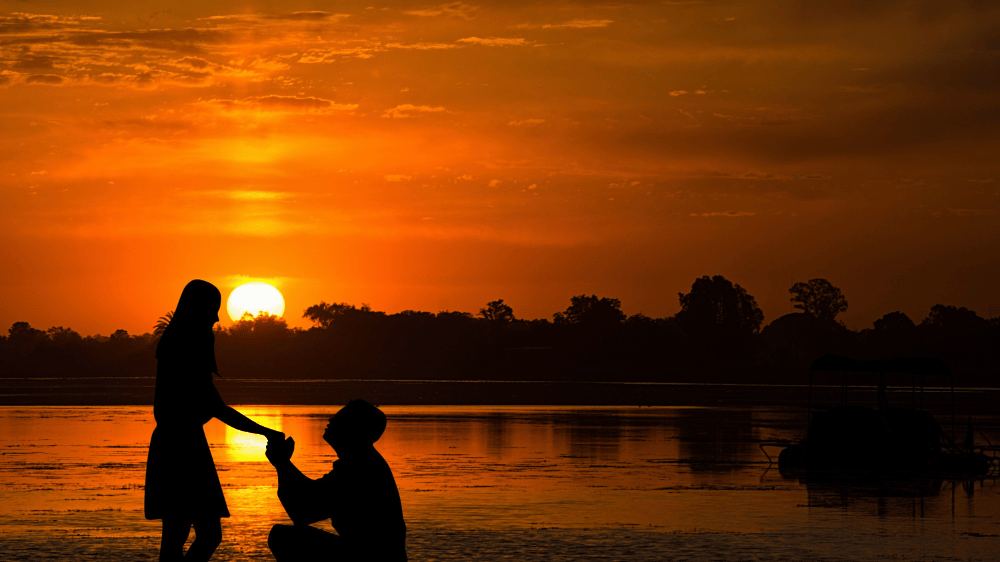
left=266, top=400, right=407, bottom=561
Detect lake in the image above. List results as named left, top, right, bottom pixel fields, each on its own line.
left=1, top=405, right=998, bottom=561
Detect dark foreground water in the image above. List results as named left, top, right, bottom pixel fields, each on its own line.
left=1, top=405, right=999, bottom=561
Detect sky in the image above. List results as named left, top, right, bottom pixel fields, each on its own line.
left=1, top=0, right=999, bottom=335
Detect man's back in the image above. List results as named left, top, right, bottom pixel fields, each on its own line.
left=322, top=447, right=407, bottom=558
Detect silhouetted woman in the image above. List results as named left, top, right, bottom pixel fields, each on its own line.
left=145, top=279, right=283, bottom=562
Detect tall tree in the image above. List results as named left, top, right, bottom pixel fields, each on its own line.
left=553, top=295, right=626, bottom=328
left=303, top=302, right=363, bottom=328
left=789, top=278, right=848, bottom=323
left=479, top=299, right=515, bottom=324
left=676, top=275, right=763, bottom=349
left=873, top=311, right=915, bottom=333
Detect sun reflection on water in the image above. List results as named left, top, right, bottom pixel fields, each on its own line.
left=220, top=411, right=283, bottom=462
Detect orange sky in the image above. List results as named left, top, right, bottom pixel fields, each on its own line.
left=2, top=1, right=999, bottom=335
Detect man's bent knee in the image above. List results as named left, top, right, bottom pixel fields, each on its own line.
left=269, top=523, right=341, bottom=561
left=268, top=524, right=297, bottom=561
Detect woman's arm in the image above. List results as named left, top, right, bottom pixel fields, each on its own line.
left=215, top=405, right=284, bottom=440
left=206, top=380, right=283, bottom=439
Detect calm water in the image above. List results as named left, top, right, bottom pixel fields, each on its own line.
left=1, top=405, right=998, bottom=561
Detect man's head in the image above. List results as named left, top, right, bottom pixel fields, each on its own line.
left=323, top=399, right=387, bottom=456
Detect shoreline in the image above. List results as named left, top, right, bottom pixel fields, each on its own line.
left=3, top=377, right=999, bottom=414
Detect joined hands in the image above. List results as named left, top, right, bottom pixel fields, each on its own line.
left=266, top=435, right=295, bottom=465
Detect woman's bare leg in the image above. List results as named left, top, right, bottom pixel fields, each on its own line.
left=159, top=519, right=190, bottom=562
left=185, top=517, right=222, bottom=562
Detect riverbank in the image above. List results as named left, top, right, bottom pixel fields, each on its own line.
left=3, top=376, right=999, bottom=415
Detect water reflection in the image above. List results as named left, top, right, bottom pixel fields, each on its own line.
left=1, top=405, right=999, bottom=562
left=217, top=409, right=283, bottom=463
left=675, top=408, right=757, bottom=473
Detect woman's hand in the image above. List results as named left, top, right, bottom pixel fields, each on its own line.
left=263, top=428, right=285, bottom=443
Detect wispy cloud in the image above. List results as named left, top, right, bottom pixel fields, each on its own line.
left=198, top=11, right=350, bottom=23
left=199, top=95, right=358, bottom=113
left=381, top=104, right=448, bottom=119
left=457, top=37, right=530, bottom=47
left=523, top=19, right=613, bottom=29
left=508, top=118, right=545, bottom=126
left=385, top=42, right=459, bottom=50
left=25, top=74, right=64, bottom=85
left=405, top=2, right=479, bottom=20
left=0, top=12, right=102, bottom=32
left=191, top=190, right=294, bottom=200
left=691, top=211, right=757, bottom=217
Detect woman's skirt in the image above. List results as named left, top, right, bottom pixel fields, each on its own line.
left=145, top=425, right=230, bottom=520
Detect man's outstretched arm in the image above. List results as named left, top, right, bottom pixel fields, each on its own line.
left=266, top=437, right=330, bottom=526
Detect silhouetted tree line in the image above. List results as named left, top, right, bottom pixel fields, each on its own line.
left=3, top=277, right=1000, bottom=384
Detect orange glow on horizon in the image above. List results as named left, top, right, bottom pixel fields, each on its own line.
left=1, top=2, right=998, bottom=337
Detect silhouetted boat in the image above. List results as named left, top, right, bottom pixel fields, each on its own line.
left=776, top=355, right=995, bottom=477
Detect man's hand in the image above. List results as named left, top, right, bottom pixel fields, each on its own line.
left=266, top=436, right=295, bottom=466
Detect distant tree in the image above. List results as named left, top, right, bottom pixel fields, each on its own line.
left=47, top=326, right=83, bottom=348
left=921, top=304, right=988, bottom=332
left=227, top=312, right=291, bottom=341
left=553, top=295, right=626, bottom=327
left=873, top=311, right=915, bottom=333
left=7, top=322, right=48, bottom=355
left=479, top=299, right=515, bottom=324
left=624, top=313, right=656, bottom=328
left=303, top=302, right=373, bottom=328
left=676, top=275, right=764, bottom=348
left=153, top=311, right=174, bottom=338
left=437, top=311, right=474, bottom=320
left=866, top=311, right=917, bottom=356
left=789, top=278, right=848, bottom=323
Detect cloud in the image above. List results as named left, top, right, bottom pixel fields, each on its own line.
left=192, top=190, right=293, bottom=200
left=200, top=95, right=358, bottom=113
left=508, top=118, right=545, bottom=126
left=200, top=11, right=349, bottom=22
left=0, top=12, right=101, bottom=33
left=381, top=104, right=447, bottom=119
left=542, top=19, right=613, bottom=29
left=385, top=174, right=413, bottom=181
left=690, top=211, right=757, bottom=217
left=405, top=2, right=478, bottom=20
left=384, top=42, right=459, bottom=50
left=25, top=74, right=64, bottom=85
left=669, top=90, right=688, bottom=96
left=271, top=11, right=348, bottom=21
left=457, top=37, right=529, bottom=47
left=298, top=45, right=379, bottom=63
left=164, top=55, right=286, bottom=79
left=172, top=56, right=211, bottom=70
left=489, top=179, right=502, bottom=187
left=12, top=53, right=59, bottom=71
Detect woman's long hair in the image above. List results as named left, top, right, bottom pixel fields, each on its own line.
left=155, top=279, right=222, bottom=377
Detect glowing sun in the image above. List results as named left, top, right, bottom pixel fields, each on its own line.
left=227, top=282, right=285, bottom=321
